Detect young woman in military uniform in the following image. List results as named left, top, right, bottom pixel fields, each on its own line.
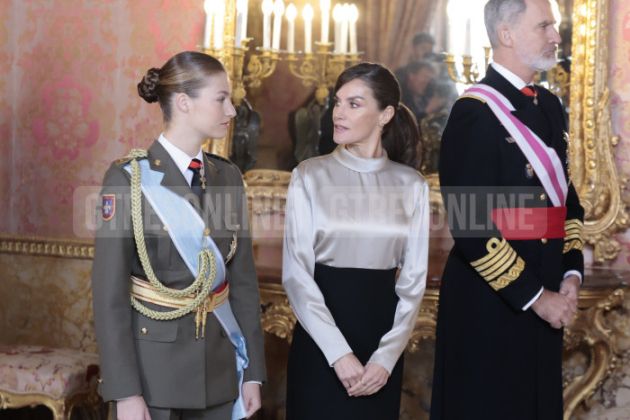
left=91, top=51, right=266, bottom=420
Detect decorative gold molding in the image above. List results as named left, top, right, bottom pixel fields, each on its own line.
left=562, top=288, right=625, bottom=420
left=244, top=169, right=292, bottom=216
left=0, top=234, right=93, bottom=259
left=0, top=385, right=101, bottom=420
left=569, top=0, right=629, bottom=261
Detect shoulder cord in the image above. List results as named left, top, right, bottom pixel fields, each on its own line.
left=127, top=150, right=216, bottom=320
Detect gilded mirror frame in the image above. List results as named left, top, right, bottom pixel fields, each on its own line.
left=230, top=0, right=628, bottom=262
left=568, top=0, right=628, bottom=261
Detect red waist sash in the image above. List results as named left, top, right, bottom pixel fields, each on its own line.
left=490, top=207, right=567, bottom=240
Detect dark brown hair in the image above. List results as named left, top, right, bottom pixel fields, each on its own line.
left=334, top=62, right=421, bottom=167
left=137, top=51, right=225, bottom=122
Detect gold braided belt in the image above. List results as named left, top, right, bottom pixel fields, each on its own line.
left=130, top=276, right=229, bottom=338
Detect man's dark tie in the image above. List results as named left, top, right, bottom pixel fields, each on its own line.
left=188, top=158, right=203, bottom=204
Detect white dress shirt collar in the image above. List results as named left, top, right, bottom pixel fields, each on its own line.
left=157, top=133, right=203, bottom=184
left=490, top=62, right=531, bottom=90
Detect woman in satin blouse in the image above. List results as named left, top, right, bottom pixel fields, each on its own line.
left=282, top=62, right=430, bottom=420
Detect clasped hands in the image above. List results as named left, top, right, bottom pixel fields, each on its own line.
left=333, top=353, right=389, bottom=397
left=532, top=275, right=580, bottom=329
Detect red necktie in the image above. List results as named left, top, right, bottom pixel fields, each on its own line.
left=521, top=85, right=537, bottom=98
left=188, top=158, right=203, bottom=202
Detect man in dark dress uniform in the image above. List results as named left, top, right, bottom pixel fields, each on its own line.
left=431, top=1, right=584, bottom=419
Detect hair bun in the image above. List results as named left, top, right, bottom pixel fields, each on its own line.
left=137, top=67, right=161, bottom=103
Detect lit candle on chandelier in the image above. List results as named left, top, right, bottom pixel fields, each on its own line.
left=463, top=18, right=472, bottom=56
left=235, top=0, right=249, bottom=47
left=213, top=0, right=225, bottom=50
left=340, top=3, right=350, bottom=54
left=333, top=4, right=342, bottom=53
left=286, top=4, right=297, bottom=53
left=348, top=4, right=358, bottom=54
left=272, top=0, right=285, bottom=50
left=320, top=0, right=331, bottom=43
left=303, top=4, right=314, bottom=53
left=203, top=0, right=216, bottom=49
left=262, top=0, right=274, bottom=49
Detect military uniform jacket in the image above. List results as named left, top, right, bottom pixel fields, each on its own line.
left=430, top=66, right=584, bottom=420
left=91, top=140, right=266, bottom=409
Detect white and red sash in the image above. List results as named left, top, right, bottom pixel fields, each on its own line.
left=464, top=84, right=568, bottom=207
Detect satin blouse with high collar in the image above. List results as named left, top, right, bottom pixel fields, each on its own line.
left=282, top=145, right=430, bottom=373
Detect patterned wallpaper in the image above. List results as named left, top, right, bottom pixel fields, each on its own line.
left=1, top=0, right=204, bottom=238
left=1, top=0, right=630, bottom=265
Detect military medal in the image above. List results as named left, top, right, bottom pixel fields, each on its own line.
left=200, top=164, right=207, bottom=190
left=525, top=163, right=534, bottom=179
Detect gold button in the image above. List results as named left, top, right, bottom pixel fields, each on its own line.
left=154, top=159, right=161, bottom=167
left=204, top=228, right=211, bottom=236
left=541, top=238, right=548, bottom=244
left=539, top=193, right=546, bottom=201
left=140, top=327, right=148, bottom=335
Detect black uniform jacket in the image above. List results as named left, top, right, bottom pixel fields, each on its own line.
left=430, top=66, right=584, bottom=420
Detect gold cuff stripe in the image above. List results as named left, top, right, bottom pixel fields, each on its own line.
left=564, top=219, right=584, bottom=245
left=477, top=246, right=514, bottom=278
left=471, top=238, right=523, bottom=284
left=565, top=221, right=583, bottom=228
left=475, top=241, right=512, bottom=272
left=485, top=252, right=518, bottom=281
left=565, top=233, right=583, bottom=241
left=471, top=238, right=508, bottom=268
left=489, top=257, right=525, bottom=291
left=563, top=239, right=584, bottom=254
left=565, top=223, right=583, bottom=229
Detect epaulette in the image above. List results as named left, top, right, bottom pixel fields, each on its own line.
left=115, top=149, right=148, bottom=165
left=204, top=152, right=233, bottom=165
left=458, top=94, right=486, bottom=104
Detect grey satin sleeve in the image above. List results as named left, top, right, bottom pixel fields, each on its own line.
left=282, top=168, right=353, bottom=366
left=368, top=182, right=430, bottom=373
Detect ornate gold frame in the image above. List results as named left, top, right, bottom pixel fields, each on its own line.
left=0, top=385, right=101, bottom=420
left=568, top=0, right=628, bottom=261
left=0, top=234, right=93, bottom=259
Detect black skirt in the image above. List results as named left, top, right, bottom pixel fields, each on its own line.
left=286, top=263, right=403, bottom=420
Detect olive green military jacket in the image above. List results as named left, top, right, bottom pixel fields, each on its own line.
left=91, top=140, right=266, bottom=409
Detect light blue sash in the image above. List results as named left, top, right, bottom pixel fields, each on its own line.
left=124, top=159, right=249, bottom=419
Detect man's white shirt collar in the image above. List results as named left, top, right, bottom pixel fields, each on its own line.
left=490, top=62, right=530, bottom=90
left=157, top=133, right=203, bottom=185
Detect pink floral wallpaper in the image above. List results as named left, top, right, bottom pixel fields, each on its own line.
left=1, top=0, right=204, bottom=237
left=609, top=0, right=630, bottom=268
left=1, top=1, right=12, bottom=230
left=2, top=0, right=630, bottom=271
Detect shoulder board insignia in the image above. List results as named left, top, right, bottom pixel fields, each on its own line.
left=458, top=94, right=487, bottom=104
left=115, top=149, right=148, bottom=165
left=204, top=152, right=233, bottom=165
